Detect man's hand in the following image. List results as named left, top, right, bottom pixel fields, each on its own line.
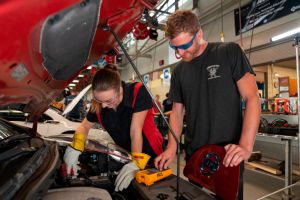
left=154, top=146, right=176, bottom=171
left=223, top=144, right=252, bottom=167
left=63, top=146, right=82, bottom=177
left=115, top=162, right=139, bottom=191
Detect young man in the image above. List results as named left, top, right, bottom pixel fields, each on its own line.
left=162, top=92, right=172, bottom=113
left=154, top=10, right=260, bottom=198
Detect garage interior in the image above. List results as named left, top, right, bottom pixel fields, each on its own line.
left=1, top=0, right=300, bottom=200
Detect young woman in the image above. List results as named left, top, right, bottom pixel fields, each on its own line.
left=64, top=64, right=163, bottom=191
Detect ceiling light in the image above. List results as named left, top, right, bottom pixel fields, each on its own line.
left=78, top=74, right=84, bottom=77
left=271, top=27, right=300, bottom=42
left=69, top=83, right=76, bottom=87
left=72, top=79, right=79, bottom=83
left=220, top=32, right=225, bottom=42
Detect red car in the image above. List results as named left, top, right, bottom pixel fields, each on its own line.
left=0, top=0, right=158, bottom=127
left=0, top=1, right=159, bottom=199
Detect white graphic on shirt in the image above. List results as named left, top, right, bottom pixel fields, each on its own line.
left=207, top=65, right=221, bottom=80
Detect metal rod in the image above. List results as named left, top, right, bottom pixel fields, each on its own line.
left=104, top=25, right=181, bottom=199
left=257, top=182, right=300, bottom=200
left=153, top=8, right=171, bottom=15
left=137, top=38, right=150, bottom=55
left=282, top=138, right=293, bottom=198
left=295, top=35, right=300, bottom=181
left=152, top=0, right=169, bottom=19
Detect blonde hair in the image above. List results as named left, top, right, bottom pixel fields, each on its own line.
left=90, top=99, right=101, bottom=113
left=165, top=10, right=200, bottom=39
left=90, top=64, right=120, bottom=113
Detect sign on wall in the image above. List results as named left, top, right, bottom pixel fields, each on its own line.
left=143, top=74, right=149, bottom=86
left=162, top=68, right=171, bottom=85
left=234, top=0, right=300, bottom=35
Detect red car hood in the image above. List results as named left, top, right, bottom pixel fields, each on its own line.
left=0, top=0, right=157, bottom=121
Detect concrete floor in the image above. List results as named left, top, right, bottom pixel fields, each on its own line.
left=98, top=130, right=300, bottom=199
left=169, top=151, right=300, bottom=200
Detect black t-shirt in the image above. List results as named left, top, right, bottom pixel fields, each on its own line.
left=162, top=98, right=172, bottom=112
left=86, top=82, right=157, bottom=157
left=170, top=42, right=255, bottom=158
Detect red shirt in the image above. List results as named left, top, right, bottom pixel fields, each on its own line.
left=153, top=100, right=162, bottom=113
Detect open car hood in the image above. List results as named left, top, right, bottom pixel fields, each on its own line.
left=0, top=0, right=158, bottom=121
left=63, top=84, right=91, bottom=116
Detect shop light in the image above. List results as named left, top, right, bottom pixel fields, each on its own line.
left=87, top=66, right=92, bottom=70
left=72, top=79, right=79, bottom=83
left=78, top=74, right=84, bottom=77
left=271, top=27, right=300, bottom=42
left=69, top=83, right=76, bottom=87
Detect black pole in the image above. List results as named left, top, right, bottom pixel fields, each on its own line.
left=102, top=25, right=181, bottom=200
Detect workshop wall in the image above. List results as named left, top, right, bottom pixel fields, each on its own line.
left=120, top=0, right=300, bottom=96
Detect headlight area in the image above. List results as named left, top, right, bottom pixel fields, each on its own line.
left=1, top=137, right=60, bottom=200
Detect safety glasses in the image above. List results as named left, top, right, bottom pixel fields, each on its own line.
left=169, top=32, right=197, bottom=50
left=93, top=91, right=120, bottom=106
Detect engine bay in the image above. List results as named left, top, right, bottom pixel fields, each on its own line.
left=50, top=139, right=133, bottom=200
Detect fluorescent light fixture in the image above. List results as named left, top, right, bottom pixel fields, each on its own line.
left=78, top=74, right=84, bottom=77
left=72, top=79, right=79, bottom=83
left=87, top=66, right=92, bottom=70
left=69, top=87, right=73, bottom=90
left=69, top=83, right=76, bottom=87
left=271, top=27, right=300, bottom=42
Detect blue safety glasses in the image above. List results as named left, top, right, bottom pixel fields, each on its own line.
left=169, top=32, right=197, bottom=50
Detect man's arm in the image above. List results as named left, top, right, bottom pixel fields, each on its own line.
left=154, top=102, right=185, bottom=170
left=223, top=72, right=261, bottom=167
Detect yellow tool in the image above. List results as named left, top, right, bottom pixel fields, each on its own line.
left=135, top=168, right=173, bottom=186
left=132, top=152, right=151, bottom=170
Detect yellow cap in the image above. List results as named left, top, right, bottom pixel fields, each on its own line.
left=131, top=152, right=151, bottom=170
left=71, top=132, right=86, bottom=152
